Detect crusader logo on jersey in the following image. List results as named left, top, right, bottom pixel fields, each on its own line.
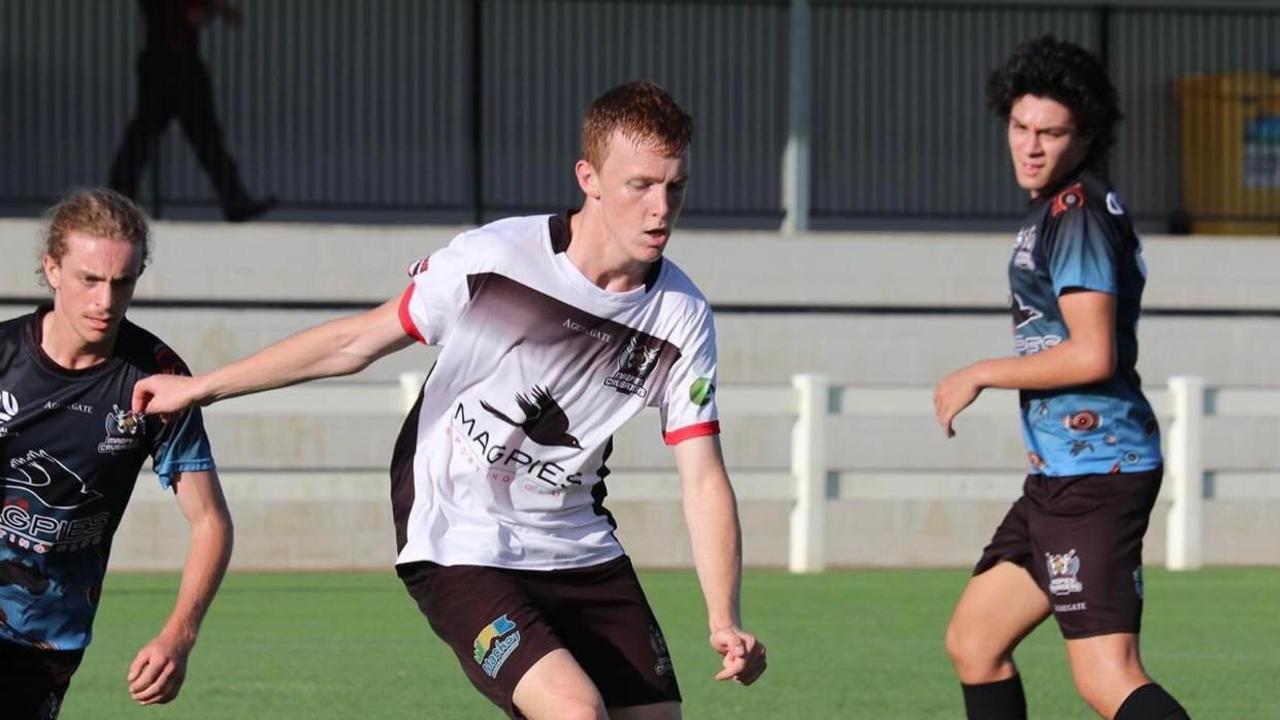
left=3, top=449, right=102, bottom=510
left=99, top=405, right=146, bottom=455
left=480, top=386, right=581, bottom=449
left=605, top=334, right=662, bottom=398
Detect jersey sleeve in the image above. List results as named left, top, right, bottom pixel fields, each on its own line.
left=1046, top=208, right=1119, bottom=296
left=398, top=231, right=487, bottom=346
left=658, top=310, right=721, bottom=445
left=147, top=346, right=215, bottom=488
left=150, top=407, right=215, bottom=488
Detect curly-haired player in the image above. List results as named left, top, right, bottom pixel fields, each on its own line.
left=935, top=36, right=1189, bottom=720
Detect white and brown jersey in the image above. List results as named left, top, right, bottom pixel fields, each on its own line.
left=392, top=214, right=720, bottom=570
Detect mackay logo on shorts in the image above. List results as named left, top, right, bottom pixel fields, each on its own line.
left=1045, top=549, right=1084, bottom=596
left=473, top=614, right=521, bottom=678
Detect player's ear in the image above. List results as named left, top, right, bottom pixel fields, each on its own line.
left=575, top=159, right=602, bottom=201
left=42, top=254, right=61, bottom=292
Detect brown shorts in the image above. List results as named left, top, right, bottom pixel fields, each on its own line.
left=0, top=639, right=83, bottom=720
left=974, top=467, right=1162, bottom=639
left=397, top=554, right=680, bottom=718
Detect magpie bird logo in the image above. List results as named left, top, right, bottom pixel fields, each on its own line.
left=480, top=386, right=582, bottom=449
left=1010, top=293, right=1044, bottom=329
left=3, top=449, right=101, bottom=510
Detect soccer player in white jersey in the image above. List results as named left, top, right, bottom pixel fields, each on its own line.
left=132, top=81, right=766, bottom=719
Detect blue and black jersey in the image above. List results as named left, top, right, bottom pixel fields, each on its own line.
left=1008, top=172, right=1161, bottom=476
left=0, top=309, right=215, bottom=651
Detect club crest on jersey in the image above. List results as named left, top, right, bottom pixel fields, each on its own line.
left=473, top=614, right=520, bottom=679
left=606, top=334, right=661, bottom=398
left=98, top=405, right=146, bottom=455
left=1050, top=183, right=1086, bottom=217
left=1045, top=549, right=1084, bottom=596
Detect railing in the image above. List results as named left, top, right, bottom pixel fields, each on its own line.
left=396, top=372, right=1265, bottom=573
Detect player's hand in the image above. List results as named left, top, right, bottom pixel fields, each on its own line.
left=710, top=626, right=767, bottom=685
left=132, top=374, right=204, bottom=416
left=934, top=366, right=982, bottom=438
left=127, top=632, right=192, bottom=705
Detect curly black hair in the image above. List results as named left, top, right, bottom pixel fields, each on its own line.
left=986, top=35, right=1122, bottom=169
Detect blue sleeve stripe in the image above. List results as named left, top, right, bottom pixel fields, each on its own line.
left=154, top=460, right=217, bottom=489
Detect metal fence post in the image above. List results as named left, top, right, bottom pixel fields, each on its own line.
left=399, top=372, right=425, bottom=414
left=781, top=0, right=810, bottom=234
left=790, top=373, right=827, bottom=572
left=1166, top=375, right=1204, bottom=571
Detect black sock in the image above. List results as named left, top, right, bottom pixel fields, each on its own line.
left=961, top=674, right=1027, bottom=720
left=1115, top=683, right=1190, bottom=720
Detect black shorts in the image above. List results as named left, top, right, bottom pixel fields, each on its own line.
left=397, top=554, right=680, bottom=718
left=974, top=467, right=1162, bottom=639
left=0, top=638, right=83, bottom=720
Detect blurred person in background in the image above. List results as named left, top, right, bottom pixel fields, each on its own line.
left=109, top=0, right=275, bottom=222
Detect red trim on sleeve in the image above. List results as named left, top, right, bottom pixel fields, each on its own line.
left=663, top=420, right=721, bottom=446
left=397, top=284, right=426, bottom=344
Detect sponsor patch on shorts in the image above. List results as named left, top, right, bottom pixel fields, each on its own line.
left=473, top=614, right=521, bottom=679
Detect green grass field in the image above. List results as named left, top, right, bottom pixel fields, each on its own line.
left=60, top=568, right=1277, bottom=719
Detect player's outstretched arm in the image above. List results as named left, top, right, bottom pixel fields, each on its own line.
left=133, top=295, right=415, bottom=415
left=128, top=469, right=233, bottom=705
left=673, top=435, right=768, bottom=686
left=933, top=290, right=1116, bottom=437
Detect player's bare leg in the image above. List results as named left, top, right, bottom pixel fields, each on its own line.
left=1065, top=633, right=1151, bottom=718
left=512, top=649, right=608, bottom=720
left=609, top=701, right=682, bottom=720
left=946, top=561, right=1051, bottom=683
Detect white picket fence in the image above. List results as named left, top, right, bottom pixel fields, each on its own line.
left=397, top=372, right=1266, bottom=574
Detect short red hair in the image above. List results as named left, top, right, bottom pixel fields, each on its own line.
left=581, top=81, right=692, bottom=169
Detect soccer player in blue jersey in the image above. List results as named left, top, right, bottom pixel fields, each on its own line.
left=0, top=189, right=233, bottom=718
left=935, top=37, right=1190, bottom=720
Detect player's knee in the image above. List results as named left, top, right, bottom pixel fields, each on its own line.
left=554, top=697, right=609, bottom=720
left=1071, top=668, right=1143, bottom=718
left=945, top=619, right=1009, bottom=680
left=516, top=686, right=607, bottom=720
left=944, top=618, right=982, bottom=665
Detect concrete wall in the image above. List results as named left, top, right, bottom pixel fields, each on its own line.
left=3, top=219, right=1277, bottom=569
